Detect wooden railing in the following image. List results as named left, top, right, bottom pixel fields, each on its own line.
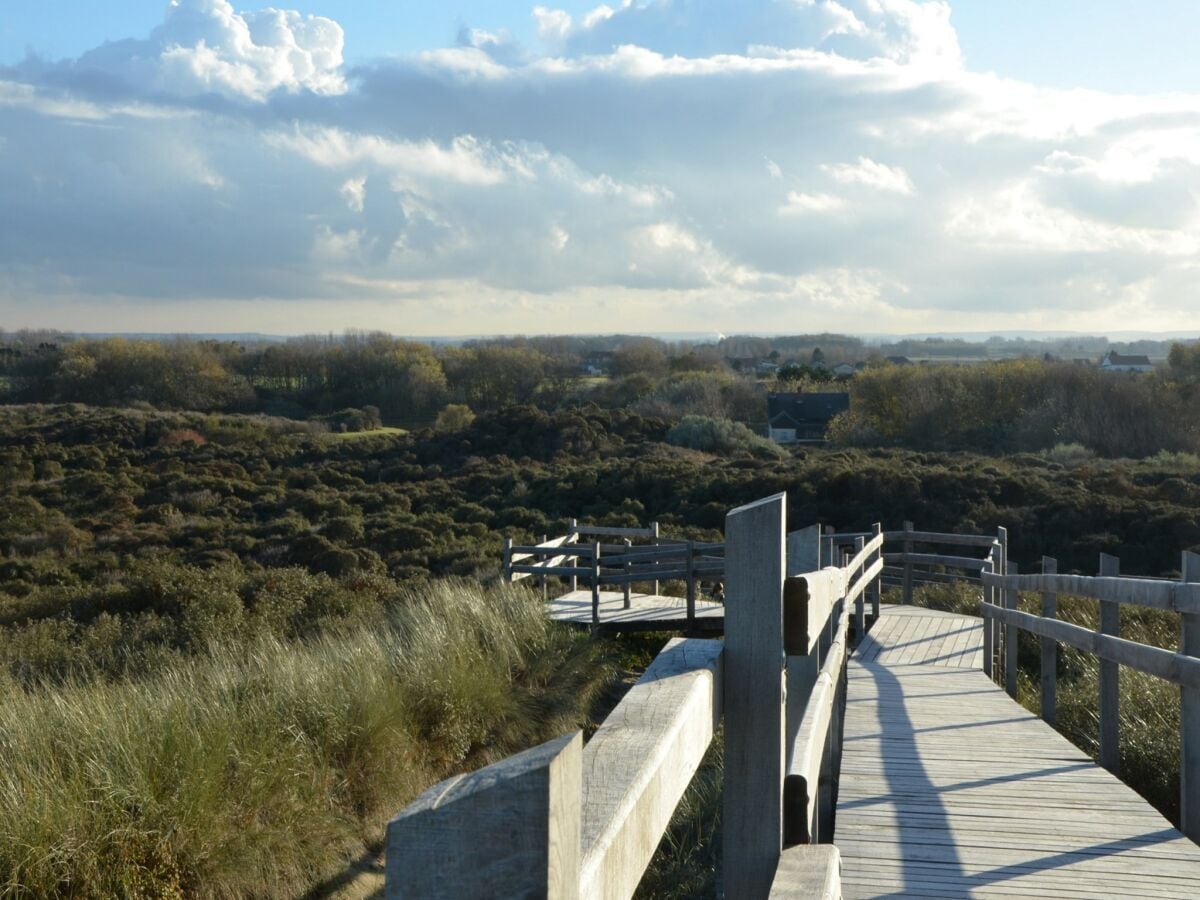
left=980, top=551, right=1200, bottom=842
left=825, top=522, right=1003, bottom=602
left=503, top=519, right=725, bottom=628
left=388, top=494, right=880, bottom=899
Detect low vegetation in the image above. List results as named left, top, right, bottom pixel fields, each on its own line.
left=0, top=580, right=613, bottom=897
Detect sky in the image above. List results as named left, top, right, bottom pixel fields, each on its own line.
left=1, top=0, right=1199, bottom=336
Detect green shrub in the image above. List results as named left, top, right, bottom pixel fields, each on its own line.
left=666, top=415, right=784, bottom=460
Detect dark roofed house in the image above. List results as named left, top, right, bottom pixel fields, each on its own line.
left=767, top=392, right=850, bottom=444
left=1100, top=351, right=1154, bottom=373
left=885, top=355, right=913, bottom=366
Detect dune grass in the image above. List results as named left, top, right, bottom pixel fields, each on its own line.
left=0, top=580, right=611, bottom=898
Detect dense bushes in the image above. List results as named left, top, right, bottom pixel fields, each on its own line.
left=666, top=415, right=784, bottom=459
left=2, top=402, right=1199, bottom=689
left=830, top=359, right=1200, bottom=457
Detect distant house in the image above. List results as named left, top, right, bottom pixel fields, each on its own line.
left=1100, top=351, right=1154, bottom=373
left=885, top=355, right=913, bottom=366
left=757, top=360, right=780, bottom=375
left=767, top=392, right=850, bottom=444
left=832, top=363, right=856, bottom=378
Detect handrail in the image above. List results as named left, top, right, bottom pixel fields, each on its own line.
left=979, top=552, right=1200, bottom=842
left=983, top=571, right=1200, bottom=614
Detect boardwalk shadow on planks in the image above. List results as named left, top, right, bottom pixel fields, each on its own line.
left=837, top=606, right=1200, bottom=899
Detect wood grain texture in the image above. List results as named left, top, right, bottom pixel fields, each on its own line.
left=386, top=731, right=582, bottom=900
left=579, top=639, right=722, bottom=900
left=770, top=845, right=842, bottom=899
left=837, top=605, right=1200, bottom=899
left=724, top=492, right=787, bottom=900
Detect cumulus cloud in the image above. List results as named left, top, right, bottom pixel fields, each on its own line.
left=65, top=0, right=345, bottom=102
left=1, top=0, right=1199, bottom=334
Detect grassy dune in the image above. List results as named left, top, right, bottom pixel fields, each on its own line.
left=0, top=581, right=611, bottom=898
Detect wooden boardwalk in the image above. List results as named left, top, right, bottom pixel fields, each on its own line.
left=837, top=605, right=1200, bottom=898
left=545, top=590, right=724, bottom=630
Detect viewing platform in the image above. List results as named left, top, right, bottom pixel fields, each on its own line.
left=392, top=500, right=1200, bottom=899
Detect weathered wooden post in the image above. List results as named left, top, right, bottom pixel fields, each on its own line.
left=623, top=538, right=632, bottom=610
left=685, top=539, right=696, bottom=630
left=870, top=523, right=883, bottom=624
left=591, top=541, right=602, bottom=629
left=542, top=534, right=549, bottom=602
left=386, top=731, right=582, bottom=899
left=568, top=518, right=579, bottom=593
left=1099, top=552, right=1121, bottom=774
left=902, top=520, right=914, bottom=605
left=994, top=527, right=1008, bottom=682
left=1005, top=561, right=1019, bottom=699
left=982, top=546, right=995, bottom=679
left=1181, top=551, right=1200, bottom=842
left=1041, top=556, right=1058, bottom=725
left=502, top=537, right=513, bottom=584
left=724, top=493, right=787, bottom=899
left=853, top=536, right=866, bottom=642
left=650, top=521, right=661, bottom=597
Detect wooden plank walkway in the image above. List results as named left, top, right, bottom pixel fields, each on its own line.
left=545, top=590, right=723, bottom=631
left=837, top=605, right=1200, bottom=898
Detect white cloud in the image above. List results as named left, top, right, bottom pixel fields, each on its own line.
left=533, top=6, right=574, bottom=43
left=72, top=0, right=346, bottom=102
left=2, top=0, right=1200, bottom=334
left=822, top=156, right=915, bottom=194
left=780, top=191, right=846, bottom=214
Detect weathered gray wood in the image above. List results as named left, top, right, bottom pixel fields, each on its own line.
left=1005, top=561, right=1019, bottom=699
left=881, top=565, right=981, bottom=586
left=882, top=529, right=999, bottom=547
left=386, top=731, right=581, bottom=900
left=622, top=539, right=632, bottom=609
left=854, top=536, right=866, bottom=640
left=546, top=591, right=724, bottom=629
left=787, top=523, right=822, bottom=576
left=650, top=522, right=660, bottom=596
left=1099, top=553, right=1121, bottom=774
left=995, top=529, right=1008, bottom=684
left=591, top=541, right=602, bottom=628
left=785, top=568, right=846, bottom=657
left=870, top=524, right=882, bottom=622
left=884, top=551, right=989, bottom=571
left=510, top=564, right=593, bottom=578
left=902, top=520, right=914, bottom=605
left=982, top=571, right=1200, bottom=613
left=1041, top=556, right=1058, bottom=726
left=769, top=845, right=841, bottom=899
left=980, top=602, right=1200, bottom=689
left=569, top=519, right=579, bottom=591
left=569, top=523, right=656, bottom=538
left=724, top=493, right=787, bottom=900
left=1182, top=551, right=1200, bottom=843
left=786, top=596, right=851, bottom=844
left=579, top=639, right=722, bottom=900
left=982, top=551, right=995, bottom=678
left=839, top=606, right=1200, bottom=899
left=503, top=537, right=513, bottom=583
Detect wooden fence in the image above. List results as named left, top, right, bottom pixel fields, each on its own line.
left=981, top=551, right=1200, bottom=842
left=388, top=494, right=880, bottom=899
left=503, top=519, right=726, bottom=628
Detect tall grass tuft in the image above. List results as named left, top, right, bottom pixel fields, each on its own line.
left=0, top=579, right=610, bottom=898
